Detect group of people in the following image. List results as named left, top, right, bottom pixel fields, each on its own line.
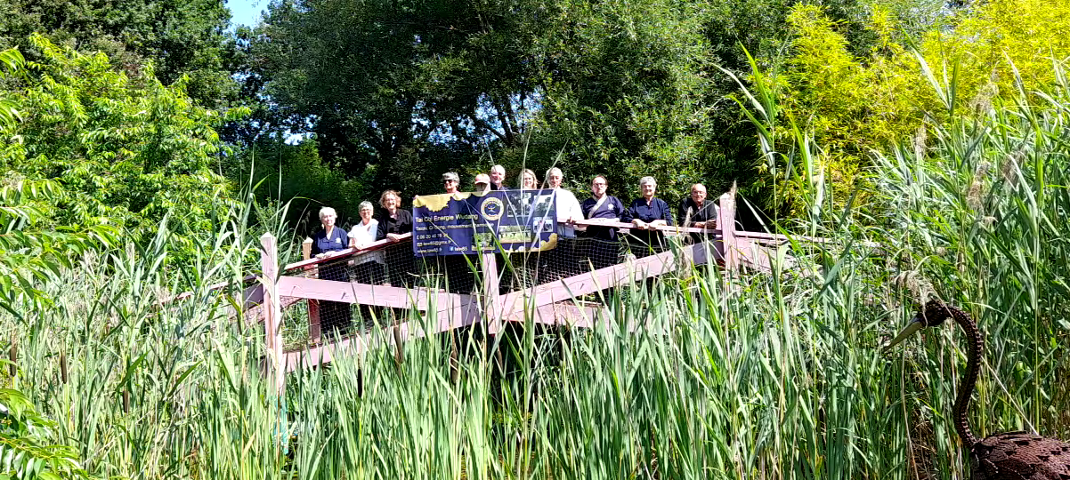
left=307, top=165, right=720, bottom=334
left=437, top=165, right=720, bottom=253
left=311, top=164, right=721, bottom=262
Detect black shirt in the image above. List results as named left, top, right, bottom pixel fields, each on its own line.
left=376, top=209, right=414, bottom=240
left=677, top=197, right=719, bottom=226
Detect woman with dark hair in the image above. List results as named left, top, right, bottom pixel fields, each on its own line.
left=375, top=190, right=415, bottom=287
left=312, top=206, right=352, bottom=335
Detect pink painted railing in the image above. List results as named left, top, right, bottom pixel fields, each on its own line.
left=225, top=189, right=882, bottom=391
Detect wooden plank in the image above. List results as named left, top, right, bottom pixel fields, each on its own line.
left=499, top=243, right=709, bottom=316
left=505, top=302, right=608, bottom=328
left=275, top=276, right=464, bottom=310
left=736, top=238, right=799, bottom=274
left=735, top=230, right=881, bottom=249
left=162, top=274, right=258, bottom=305
left=482, top=253, right=502, bottom=334
left=718, top=186, right=739, bottom=271
left=571, top=218, right=721, bottom=236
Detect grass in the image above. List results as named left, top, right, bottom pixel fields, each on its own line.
left=3, top=63, right=1070, bottom=480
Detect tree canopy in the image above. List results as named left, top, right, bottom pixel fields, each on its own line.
left=0, top=0, right=238, bottom=106
left=0, top=35, right=245, bottom=259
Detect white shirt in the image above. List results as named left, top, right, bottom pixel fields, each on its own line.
left=350, top=219, right=384, bottom=264
left=552, top=188, right=583, bottom=238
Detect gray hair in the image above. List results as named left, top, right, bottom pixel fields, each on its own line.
left=546, top=167, right=563, bottom=178
left=639, top=176, right=657, bottom=187
left=318, top=206, right=337, bottom=220
left=358, top=201, right=374, bottom=212
left=491, top=164, right=506, bottom=174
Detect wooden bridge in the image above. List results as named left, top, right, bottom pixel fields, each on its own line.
left=191, top=190, right=852, bottom=392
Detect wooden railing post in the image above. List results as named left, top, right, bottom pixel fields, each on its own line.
left=719, top=184, right=739, bottom=271
left=482, top=253, right=501, bottom=334
left=302, top=237, right=321, bottom=343
left=261, top=233, right=285, bottom=394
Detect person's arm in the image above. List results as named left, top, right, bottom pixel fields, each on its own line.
left=570, top=195, right=583, bottom=223
left=310, top=231, right=322, bottom=256
left=339, top=229, right=350, bottom=251
left=386, top=210, right=412, bottom=241
left=629, top=201, right=647, bottom=228
left=376, top=215, right=389, bottom=241
left=647, top=200, right=669, bottom=228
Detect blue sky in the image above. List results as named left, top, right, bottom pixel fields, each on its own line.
left=227, top=0, right=267, bottom=28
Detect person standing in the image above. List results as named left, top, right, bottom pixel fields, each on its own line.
left=678, top=183, right=719, bottom=244
left=311, top=206, right=352, bottom=336
left=350, top=201, right=385, bottom=284
left=474, top=173, right=491, bottom=193
left=519, top=169, right=538, bottom=190
left=545, top=167, right=583, bottom=238
left=627, top=176, right=674, bottom=257
left=581, top=175, right=629, bottom=241
left=375, top=190, right=415, bottom=287
left=489, top=165, right=507, bottom=190
left=580, top=175, right=629, bottom=269
left=443, top=172, right=461, bottom=194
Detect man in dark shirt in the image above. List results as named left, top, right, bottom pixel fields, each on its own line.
left=580, top=175, right=629, bottom=269
left=677, top=183, right=719, bottom=244
left=580, top=175, right=629, bottom=241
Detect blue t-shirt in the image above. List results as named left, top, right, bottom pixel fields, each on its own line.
left=311, top=226, right=348, bottom=255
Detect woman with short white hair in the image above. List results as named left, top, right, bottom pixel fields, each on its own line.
left=349, top=201, right=379, bottom=248
left=311, top=205, right=352, bottom=335
left=313, top=206, right=347, bottom=257
left=626, top=176, right=674, bottom=257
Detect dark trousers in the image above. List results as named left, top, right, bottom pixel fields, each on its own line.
left=319, top=262, right=352, bottom=336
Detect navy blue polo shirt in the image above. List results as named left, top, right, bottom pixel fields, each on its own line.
left=311, top=226, right=348, bottom=255
left=581, top=195, right=629, bottom=240
left=628, top=197, right=674, bottom=225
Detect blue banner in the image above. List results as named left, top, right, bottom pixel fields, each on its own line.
left=412, top=189, right=559, bottom=257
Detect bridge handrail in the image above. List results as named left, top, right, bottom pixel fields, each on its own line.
left=282, top=233, right=413, bottom=273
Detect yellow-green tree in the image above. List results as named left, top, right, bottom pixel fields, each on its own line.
left=771, top=0, right=1070, bottom=216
